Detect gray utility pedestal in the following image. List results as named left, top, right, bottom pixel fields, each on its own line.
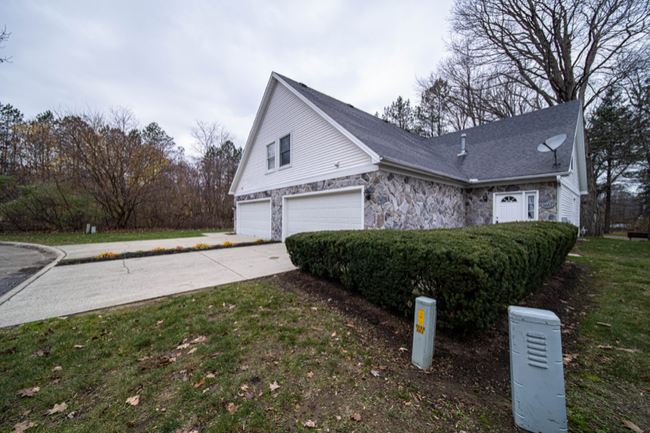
left=509, top=306, right=567, bottom=433
left=412, top=297, right=436, bottom=370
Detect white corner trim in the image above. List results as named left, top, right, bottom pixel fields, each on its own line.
left=560, top=176, right=581, bottom=196
left=235, top=163, right=378, bottom=197
left=235, top=198, right=272, bottom=240
left=273, top=74, right=381, bottom=164
left=281, top=186, right=364, bottom=242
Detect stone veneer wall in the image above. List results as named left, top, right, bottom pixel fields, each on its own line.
left=464, top=181, right=558, bottom=226
left=235, top=170, right=466, bottom=241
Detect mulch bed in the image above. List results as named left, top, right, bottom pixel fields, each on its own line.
left=267, top=259, right=591, bottom=409
left=56, top=240, right=279, bottom=266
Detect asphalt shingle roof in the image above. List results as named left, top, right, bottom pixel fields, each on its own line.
left=276, top=73, right=580, bottom=183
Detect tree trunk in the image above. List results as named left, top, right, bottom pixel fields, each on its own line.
left=604, top=173, right=611, bottom=234
left=580, top=134, right=603, bottom=236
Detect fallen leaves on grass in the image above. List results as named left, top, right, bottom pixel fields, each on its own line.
left=227, top=403, right=239, bottom=414
left=303, top=420, right=317, bottom=428
left=202, top=385, right=218, bottom=394
left=17, top=387, right=39, bottom=397
left=189, top=336, right=207, bottom=344
left=193, top=379, right=204, bottom=389
left=46, top=402, right=68, bottom=415
left=597, top=345, right=643, bottom=354
left=622, top=420, right=643, bottom=433
left=597, top=322, right=612, bottom=327
left=399, top=347, right=408, bottom=352
left=351, top=413, right=362, bottom=422
left=244, top=392, right=254, bottom=399
left=52, top=366, right=62, bottom=371
left=307, top=372, right=314, bottom=378
left=155, top=320, right=164, bottom=326
left=74, top=345, right=84, bottom=349
left=11, top=421, right=36, bottom=432
left=331, top=331, right=337, bottom=337
left=269, top=381, right=280, bottom=391
left=563, top=354, right=579, bottom=365
left=126, top=395, right=140, bottom=406
left=176, top=343, right=190, bottom=350
left=370, top=370, right=380, bottom=377
left=187, top=348, right=197, bottom=355
left=33, top=347, right=50, bottom=357
left=241, top=365, right=249, bottom=371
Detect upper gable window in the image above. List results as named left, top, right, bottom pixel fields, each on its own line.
left=279, top=134, right=291, bottom=167
left=266, top=143, right=275, bottom=172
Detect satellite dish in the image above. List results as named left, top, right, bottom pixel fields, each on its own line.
left=537, top=134, right=566, bottom=169
left=537, top=134, right=566, bottom=153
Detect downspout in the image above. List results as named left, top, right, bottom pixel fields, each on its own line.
left=556, top=175, right=562, bottom=222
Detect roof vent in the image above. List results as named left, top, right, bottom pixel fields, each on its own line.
left=458, top=134, right=467, bottom=156
left=299, top=82, right=307, bottom=88
left=347, top=104, right=354, bottom=108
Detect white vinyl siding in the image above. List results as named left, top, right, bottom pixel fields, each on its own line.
left=559, top=188, right=580, bottom=226
left=282, top=188, right=363, bottom=241
left=236, top=82, right=372, bottom=193
left=565, top=144, right=580, bottom=193
left=237, top=199, right=272, bottom=239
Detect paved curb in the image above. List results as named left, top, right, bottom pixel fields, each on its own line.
left=0, top=241, right=66, bottom=307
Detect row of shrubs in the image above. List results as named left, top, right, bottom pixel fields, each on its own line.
left=285, top=222, right=577, bottom=330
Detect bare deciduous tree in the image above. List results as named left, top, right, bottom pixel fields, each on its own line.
left=449, top=0, right=650, bottom=235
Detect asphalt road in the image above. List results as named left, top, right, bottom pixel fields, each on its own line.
left=0, top=243, right=58, bottom=297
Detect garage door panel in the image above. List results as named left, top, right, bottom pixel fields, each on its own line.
left=284, top=189, right=363, bottom=239
left=238, top=200, right=271, bottom=239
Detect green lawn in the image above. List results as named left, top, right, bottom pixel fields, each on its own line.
left=565, top=237, right=650, bottom=432
left=0, top=236, right=648, bottom=432
left=0, top=230, right=231, bottom=246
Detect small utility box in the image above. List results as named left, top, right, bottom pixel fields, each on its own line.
left=412, top=297, right=436, bottom=370
left=509, top=306, right=567, bottom=432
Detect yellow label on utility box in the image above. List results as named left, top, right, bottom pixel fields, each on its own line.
left=417, top=309, right=425, bottom=325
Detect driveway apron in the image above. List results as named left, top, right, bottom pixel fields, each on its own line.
left=0, top=243, right=295, bottom=328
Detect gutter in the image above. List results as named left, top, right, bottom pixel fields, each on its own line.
left=378, top=156, right=469, bottom=184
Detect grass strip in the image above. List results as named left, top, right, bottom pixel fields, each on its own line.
left=0, top=230, right=231, bottom=247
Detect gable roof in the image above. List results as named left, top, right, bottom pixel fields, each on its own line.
left=230, top=72, right=583, bottom=194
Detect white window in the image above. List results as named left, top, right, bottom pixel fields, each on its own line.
left=266, top=143, right=275, bottom=172
left=279, top=134, right=291, bottom=167
left=526, top=193, right=536, bottom=220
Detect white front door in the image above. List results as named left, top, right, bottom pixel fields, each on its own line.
left=237, top=199, right=271, bottom=239
left=283, top=188, right=363, bottom=241
left=496, top=195, right=523, bottom=223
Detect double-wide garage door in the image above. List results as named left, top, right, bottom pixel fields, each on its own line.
left=237, top=188, right=363, bottom=241
left=283, top=189, right=363, bottom=240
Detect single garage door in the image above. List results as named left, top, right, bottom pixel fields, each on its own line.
left=237, top=199, right=271, bottom=239
left=283, top=188, right=363, bottom=241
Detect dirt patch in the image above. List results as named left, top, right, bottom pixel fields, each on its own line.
left=267, top=260, right=591, bottom=430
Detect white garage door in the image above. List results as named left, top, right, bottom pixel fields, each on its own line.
left=237, top=199, right=271, bottom=239
left=283, top=188, right=363, bottom=241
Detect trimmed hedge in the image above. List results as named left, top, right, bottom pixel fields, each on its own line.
left=285, top=222, right=577, bottom=330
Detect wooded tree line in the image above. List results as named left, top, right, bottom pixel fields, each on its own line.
left=0, top=105, right=241, bottom=231
left=380, top=0, right=650, bottom=235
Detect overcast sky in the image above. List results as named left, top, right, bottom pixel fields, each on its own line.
left=1, top=0, right=454, bottom=155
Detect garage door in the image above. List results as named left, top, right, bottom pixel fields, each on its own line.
left=283, top=189, right=363, bottom=241
left=237, top=199, right=271, bottom=239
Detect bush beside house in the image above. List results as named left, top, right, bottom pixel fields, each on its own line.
left=285, top=222, right=577, bottom=330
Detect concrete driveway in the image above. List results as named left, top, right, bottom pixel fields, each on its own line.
left=0, top=236, right=296, bottom=328
left=58, top=232, right=261, bottom=260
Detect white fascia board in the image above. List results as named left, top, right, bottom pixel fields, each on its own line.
left=234, top=163, right=378, bottom=197
left=229, top=75, right=278, bottom=195
left=574, top=107, right=589, bottom=194
left=468, top=172, right=566, bottom=186
left=272, top=73, right=381, bottom=164
left=378, top=158, right=468, bottom=187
